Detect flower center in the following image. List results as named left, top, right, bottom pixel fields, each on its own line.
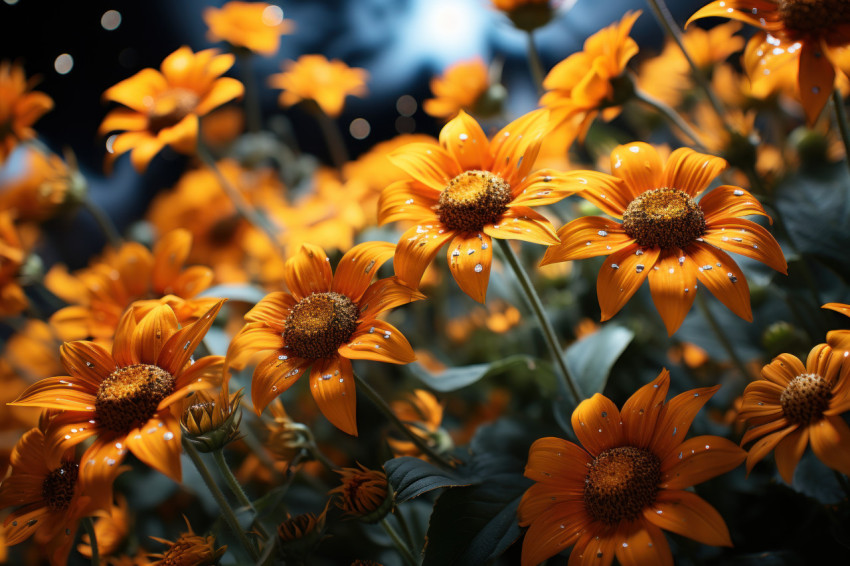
left=584, top=446, right=661, bottom=525
left=147, top=88, right=199, bottom=133
left=779, top=0, right=850, bottom=39
left=283, top=292, right=359, bottom=359
left=436, top=170, right=512, bottom=232
left=622, top=188, right=706, bottom=249
left=41, top=461, right=79, bottom=512
left=95, top=364, right=176, bottom=433
left=780, top=373, right=832, bottom=424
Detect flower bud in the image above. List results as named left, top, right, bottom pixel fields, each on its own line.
left=180, top=388, right=244, bottom=453
left=329, top=464, right=393, bottom=523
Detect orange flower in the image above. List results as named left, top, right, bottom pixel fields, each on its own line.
left=269, top=54, right=369, bottom=118
left=225, top=242, right=423, bottom=435
left=0, top=61, right=53, bottom=164
left=518, top=370, right=745, bottom=566
left=10, top=300, right=226, bottom=482
left=423, top=57, right=499, bottom=120
left=0, top=147, right=77, bottom=221
left=541, top=142, right=787, bottom=335
left=77, top=496, right=130, bottom=559
left=738, top=343, right=850, bottom=482
left=824, top=302, right=850, bottom=350
left=491, top=0, right=556, bottom=32
left=0, top=209, right=27, bottom=317
left=46, top=229, right=219, bottom=343
left=100, top=46, right=244, bottom=171
left=388, top=389, right=445, bottom=459
left=0, top=417, right=122, bottom=565
left=540, top=11, right=640, bottom=146
left=329, top=463, right=392, bottom=522
left=379, top=109, right=586, bottom=303
left=688, top=0, right=850, bottom=125
left=148, top=517, right=226, bottom=566
left=203, top=1, right=295, bottom=56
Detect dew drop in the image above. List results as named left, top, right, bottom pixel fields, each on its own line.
left=474, top=263, right=483, bottom=273
left=163, top=432, right=174, bottom=441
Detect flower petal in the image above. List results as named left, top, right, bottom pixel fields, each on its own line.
left=621, top=370, right=670, bottom=449
left=597, top=245, right=660, bottom=322
left=79, top=435, right=130, bottom=491
left=660, top=435, right=746, bottom=489
left=331, top=241, right=396, bottom=302
left=389, top=143, right=459, bottom=191
left=645, top=490, right=732, bottom=547
left=699, top=185, right=771, bottom=223
left=569, top=527, right=618, bottom=566
left=520, top=503, right=591, bottom=566
left=161, top=355, right=222, bottom=409
left=195, top=77, right=244, bottom=115
left=572, top=171, right=631, bottom=218
left=225, top=322, right=284, bottom=373
left=157, top=300, right=225, bottom=375
left=60, top=341, right=116, bottom=390
left=745, top=425, right=797, bottom=474
left=541, top=217, right=632, bottom=264
left=378, top=179, right=440, bottom=225
left=393, top=223, right=454, bottom=289
left=489, top=109, right=548, bottom=186
left=151, top=229, right=192, bottom=293
left=310, top=356, right=358, bottom=436
left=511, top=169, right=588, bottom=207
left=244, top=292, right=296, bottom=328
left=798, top=41, right=835, bottom=126
left=357, top=276, right=426, bottom=321
left=98, top=108, right=148, bottom=135
left=485, top=206, right=560, bottom=246
left=648, top=250, right=698, bottom=336
left=523, top=437, right=592, bottom=486
left=650, top=384, right=720, bottom=459
left=774, top=426, right=809, bottom=484
left=250, top=352, right=311, bottom=414
left=661, top=147, right=727, bottom=197
left=130, top=138, right=167, bottom=172
left=125, top=413, right=183, bottom=482
left=614, top=520, right=673, bottom=566
left=571, top=393, right=624, bottom=456
left=284, top=243, right=334, bottom=300
left=439, top=110, right=492, bottom=171
left=809, top=415, right=850, bottom=476
left=133, top=303, right=180, bottom=365
left=9, top=377, right=97, bottom=411
left=103, top=68, right=167, bottom=112
left=702, top=218, right=787, bottom=274
left=610, top=142, right=663, bottom=198
left=338, top=320, right=415, bottom=364
left=761, top=353, right=805, bottom=386
left=158, top=114, right=199, bottom=155
left=688, top=242, right=752, bottom=322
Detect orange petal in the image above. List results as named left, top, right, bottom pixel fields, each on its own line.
left=245, top=292, right=296, bottom=328
left=98, top=108, right=147, bottom=135
left=809, top=415, right=850, bottom=476
left=338, top=320, right=415, bottom=364
left=225, top=322, right=283, bottom=372
left=447, top=232, right=493, bottom=303
left=610, top=142, right=663, bottom=199
left=659, top=435, right=746, bottom=489
left=9, top=376, right=97, bottom=411
left=523, top=437, right=592, bottom=486
left=511, top=169, right=588, bottom=207
left=393, top=224, right=454, bottom=289
left=570, top=171, right=631, bottom=219
left=571, top=393, right=624, bottom=456
left=60, top=341, right=115, bottom=390
left=648, top=250, right=698, bottom=336
left=597, top=245, right=660, bottom=322
left=284, top=243, right=334, bottom=300
left=661, top=147, right=726, bottom=197
left=702, top=218, right=787, bottom=274
left=569, top=527, right=618, bottom=566
left=195, top=77, right=244, bottom=115
left=133, top=304, right=179, bottom=365
left=520, top=503, right=590, bottom=566
left=489, top=109, right=548, bottom=186
left=645, top=490, right=732, bottom=547
left=518, top=482, right=584, bottom=525
left=163, top=355, right=222, bottom=407
left=389, top=143, right=459, bottom=192
left=650, top=384, right=720, bottom=459
left=103, top=68, right=167, bottom=111
left=774, top=426, right=809, bottom=484
left=125, top=413, right=183, bottom=482
left=760, top=353, right=805, bottom=386
left=4, top=507, right=48, bottom=545
left=614, top=521, right=673, bottom=566
left=152, top=229, right=192, bottom=293
left=745, top=425, right=797, bottom=473
left=685, top=1, right=780, bottom=29
left=49, top=305, right=92, bottom=342
left=157, top=300, right=225, bottom=375
left=159, top=114, right=199, bottom=155
left=44, top=412, right=101, bottom=460
left=485, top=206, right=560, bottom=246
left=699, top=185, right=771, bottom=224
left=620, top=370, right=670, bottom=449
left=439, top=110, right=492, bottom=171
left=688, top=242, right=752, bottom=322
left=250, top=352, right=311, bottom=414
left=171, top=265, right=214, bottom=298
left=378, top=179, right=440, bottom=225
left=357, top=277, right=426, bottom=322
left=740, top=416, right=792, bottom=446
left=541, top=217, right=631, bottom=265
left=331, top=241, right=396, bottom=302
left=823, top=303, right=850, bottom=318
left=798, top=40, right=835, bottom=126
left=79, top=435, right=130, bottom=491
left=807, top=343, right=843, bottom=385
left=129, top=137, right=166, bottom=172
left=310, top=356, right=357, bottom=436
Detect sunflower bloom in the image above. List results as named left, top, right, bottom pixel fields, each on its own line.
left=11, top=300, right=226, bottom=482
left=0, top=61, right=53, bottom=164
left=540, top=11, right=640, bottom=146
left=224, top=242, right=423, bottom=435
left=738, top=343, right=850, bottom=482
left=379, top=109, right=589, bottom=303
left=688, top=0, right=850, bottom=125
left=203, top=1, right=295, bottom=56
left=518, top=370, right=746, bottom=566
left=46, top=229, right=219, bottom=342
left=541, top=142, right=787, bottom=335
left=0, top=417, right=122, bottom=565
left=100, top=46, right=244, bottom=171
left=269, top=54, right=369, bottom=118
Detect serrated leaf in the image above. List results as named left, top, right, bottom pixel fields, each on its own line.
left=407, top=354, right=541, bottom=392
left=385, top=456, right=471, bottom=503
left=565, top=323, right=634, bottom=397
left=198, top=284, right=268, bottom=304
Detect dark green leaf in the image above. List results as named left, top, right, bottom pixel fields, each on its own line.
left=565, top=323, right=634, bottom=397
left=407, top=354, right=541, bottom=392
left=385, top=456, right=472, bottom=503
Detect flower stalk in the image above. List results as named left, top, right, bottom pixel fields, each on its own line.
left=212, top=449, right=270, bottom=540
left=82, top=517, right=99, bottom=566
left=381, top=516, right=420, bottom=566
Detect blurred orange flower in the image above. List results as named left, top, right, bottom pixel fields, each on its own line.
left=0, top=209, right=27, bottom=317
left=542, top=142, right=787, bottom=335
left=100, top=46, right=244, bottom=171
left=269, top=54, right=369, bottom=118
left=388, top=389, right=445, bottom=459
left=204, top=1, right=294, bottom=56
left=0, top=61, right=53, bottom=164
left=423, top=58, right=494, bottom=120
left=518, top=370, right=745, bottom=566
left=0, top=147, right=76, bottom=221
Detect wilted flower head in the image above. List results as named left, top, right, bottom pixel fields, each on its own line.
left=148, top=517, right=226, bottom=566
left=329, top=463, right=393, bottom=522
left=277, top=507, right=328, bottom=563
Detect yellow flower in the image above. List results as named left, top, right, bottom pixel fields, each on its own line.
left=203, top=1, right=295, bottom=56
left=269, top=54, right=369, bottom=117
left=0, top=61, right=53, bottom=164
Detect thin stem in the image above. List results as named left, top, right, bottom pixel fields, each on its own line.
left=353, top=371, right=454, bottom=469
left=695, top=291, right=751, bottom=380
left=237, top=51, right=262, bottom=133
left=496, top=239, right=582, bottom=405
left=526, top=30, right=545, bottom=95
left=832, top=90, right=850, bottom=180
left=183, top=438, right=259, bottom=561
left=312, top=106, right=350, bottom=169
left=381, top=517, right=420, bottom=566
left=82, top=517, right=99, bottom=566
left=633, top=88, right=707, bottom=152
left=212, top=449, right=271, bottom=540
left=79, top=198, right=122, bottom=249
left=393, top=508, right=417, bottom=552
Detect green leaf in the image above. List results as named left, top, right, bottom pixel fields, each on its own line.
left=385, top=457, right=472, bottom=503
left=565, top=323, right=634, bottom=397
left=407, top=354, right=542, bottom=392
left=198, top=284, right=268, bottom=304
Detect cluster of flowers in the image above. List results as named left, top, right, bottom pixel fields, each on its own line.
left=1, top=0, right=849, bottom=564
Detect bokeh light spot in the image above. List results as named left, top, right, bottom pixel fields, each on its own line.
left=101, top=10, right=122, bottom=31
left=395, top=116, right=416, bottom=134
left=396, top=95, right=417, bottom=117
left=262, top=5, right=284, bottom=26
left=54, top=54, right=74, bottom=75
left=349, top=118, right=371, bottom=140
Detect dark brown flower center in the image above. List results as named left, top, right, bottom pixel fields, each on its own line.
left=41, top=461, right=79, bottom=512
left=780, top=373, right=832, bottom=424
left=284, top=292, right=359, bottom=359
left=622, top=188, right=706, bottom=249
left=96, top=364, right=176, bottom=433
left=779, top=0, right=850, bottom=39
left=147, top=88, right=199, bottom=133
left=436, top=170, right=512, bottom=232
left=584, top=446, right=661, bottom=525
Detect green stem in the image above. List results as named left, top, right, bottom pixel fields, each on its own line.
left=212, top=449, right=270, bottom=540
left=82, top=517, right=99, bottom=566
left=79, top=197, right=122, bottom=249
left=381, top=517, right=420, bottom=566
left=237, top=50, right=262, bottom=133
left=526, top=30, right=545, bottom=95
left=313, top=106, right=350, bottom=169
left=496, top=239, right=582, bottom=405
left=831, top=90, right=850, bottom=180
left=393, top=507, right=417, bottom=552
left=633, top=88, right=707, bottom=152
left=353, top=371, right=454, bottom=469
left=695, top=291, right=751, bottom=380
left=183, top=438, right=259, bottom=561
